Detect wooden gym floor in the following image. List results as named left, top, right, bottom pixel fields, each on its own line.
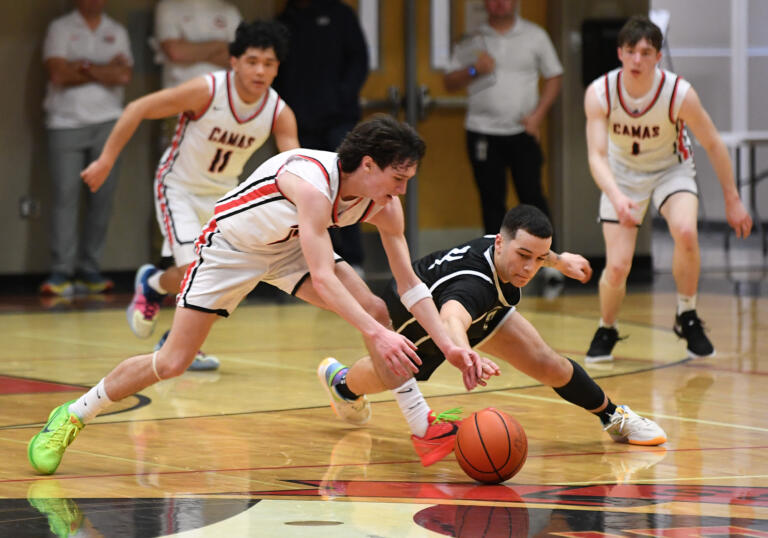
left=0, top=251, right=767, bottom=537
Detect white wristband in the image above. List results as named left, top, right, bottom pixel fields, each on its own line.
left=400, top=282, right=431, bottom=311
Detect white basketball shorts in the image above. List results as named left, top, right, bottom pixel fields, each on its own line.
left=154, top=180, right=221, bottom=266
left=599, top=159, right=698, bottom=224
left=177, top=227, right=341, bottom=316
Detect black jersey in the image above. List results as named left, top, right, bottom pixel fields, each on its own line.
left=382, top=235, right=521, bottom=381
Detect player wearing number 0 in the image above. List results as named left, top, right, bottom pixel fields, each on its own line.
left=319, top=205, right=667, bottom=467
left=28, top=115, right=486, bottom=475
left=81, top=20, right=299, bottom=371
left=583, top=15, right=752, bottom=363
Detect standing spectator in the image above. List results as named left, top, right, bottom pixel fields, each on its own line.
left=40, top=0, right=133, bottom=296
left=443, top=0, right=562, bottom=238
left=274, top=0, right=369, bottom=276
left=153, top=0, right=242, bottom=90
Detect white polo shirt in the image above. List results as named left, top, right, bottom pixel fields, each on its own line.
left=448, top=17, right=563, bottom=135
left=43, top=10, right=133, bottom=129
left=154, top=0, right=242, bottom=89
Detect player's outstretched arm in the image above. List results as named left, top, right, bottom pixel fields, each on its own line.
left=286, top=174, right=421, bottom=377
left=81, top=76, right=212, bottom=192
left=440, top=300, right=501, bottom=390
left=584, top=85, right=639, bottom=227
left=678, top=87, right=753, bottom=238
left=272, top=106, right=300, bottom=152
left=542, top=251, right=592, bottom=283
left=369, top=200, right=485, bottom=386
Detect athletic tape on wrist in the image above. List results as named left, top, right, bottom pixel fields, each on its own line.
left=400, top=282, right=431, bottom=311
left=152, top=351, right=163, bottom=381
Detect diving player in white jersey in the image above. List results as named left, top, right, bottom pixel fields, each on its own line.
left=81, top=21, right=299, bottom=370
left=318, top=205, right=667, bottom=467
left=583, top=16, right=752, bottom=362
left=28, top=115, right=487, bottom=476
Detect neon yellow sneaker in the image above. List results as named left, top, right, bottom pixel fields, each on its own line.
left=27, top=480, right=84, bottom=538
left=28, top=400, right=84, bottom=475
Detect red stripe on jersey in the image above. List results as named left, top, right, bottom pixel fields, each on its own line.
left=293, top=155, right=331, bottom=186
left=215, top=182, right=279, bottom=214
left=190, top=73, right=216, bottom=121
left=331, top=158, right=346, bottom=224
left=617, top=70, right=666, bottom=117
left=271, top=96, right=281, bottom=133
left=677, top=120, right=690, bottom=160
left=155, top=114, right=189, bottom=183
left=669, top=76, right=681, bottom=123
left=603, top=73, right=610, bottom=117
left=227, top=71, right=269, bottom=124
left=358, top=200, right=376, bottom=223
left=156, top=182, right=175, bottom=252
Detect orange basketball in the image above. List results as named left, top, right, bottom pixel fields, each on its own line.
left=455, top=408, right=527, bottom=484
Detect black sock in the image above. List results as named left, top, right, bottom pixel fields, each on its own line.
left=553, top=358, right=607, bottom=410
left=334, top=373, right=360, bottom=401
left=595, top=401, right=618, bottom=425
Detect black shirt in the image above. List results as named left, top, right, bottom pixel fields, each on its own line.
left=383, top=235, right=521, bottom=380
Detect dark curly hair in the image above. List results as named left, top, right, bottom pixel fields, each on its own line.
left=337, top=115, right=426, bottom=173
left=229, top=20, right=290, bottom=61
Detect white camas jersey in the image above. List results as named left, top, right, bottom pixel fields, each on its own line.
left=157, top=70, right=285, bottom=195
left=213, top=149, right=383, bottom=252
left=592, top=67, right=693, bottom=173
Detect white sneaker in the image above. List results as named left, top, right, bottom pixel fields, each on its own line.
left=317, top=357, right=371, bottom=426
left=188, top=351, right=220, bottom=371
left=604, top=405, right=667, bottom=446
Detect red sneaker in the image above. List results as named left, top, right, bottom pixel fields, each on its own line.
left=411, top=408, right=462, bottom=467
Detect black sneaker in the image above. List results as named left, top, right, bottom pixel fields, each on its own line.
left=673, top=310, right=715, bottom=358
left=586, top=326, right=625, bottom=363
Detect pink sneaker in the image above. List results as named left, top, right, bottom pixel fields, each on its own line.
left=126, top=264, right=165, bottom=339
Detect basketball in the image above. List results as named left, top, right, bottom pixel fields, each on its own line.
left=455, top=408, right=527, bottom=484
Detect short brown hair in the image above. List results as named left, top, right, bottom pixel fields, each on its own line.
left=337, top=115, right=426, bottom=173
left=617, top=15, right=662, bottom=51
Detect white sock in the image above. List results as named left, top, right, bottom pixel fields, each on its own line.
left=599, top=318, right=616, bottom=329
left=69, top=378, right=113, bottom=424
left=392, top=378, right=431, bottom=437
left=677, top=294, right=697, bottom=315
left=147, top=272, right=167, bottom=294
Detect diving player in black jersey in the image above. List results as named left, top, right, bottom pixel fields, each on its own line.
left=318, top=204, right=667, bottom=466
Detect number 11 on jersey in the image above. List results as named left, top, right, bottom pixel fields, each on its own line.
left=209, top=148, right=232, bottom=173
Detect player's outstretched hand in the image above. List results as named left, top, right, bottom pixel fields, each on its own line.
left=725, top=198, right=753, bottom=239
left=367, top=329, right=421, bottom=378
left=81, top=159, right=112, bottom=193
left=612, top=193, right=640, bottom=228
left=445, top=346, right=500, bottom=391
left=557, top=252, right=593, bottom=283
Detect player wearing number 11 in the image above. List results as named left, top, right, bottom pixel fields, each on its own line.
left=81, top=20, right=299, bottom=370
left=583, top=16, right=752, bottom=362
